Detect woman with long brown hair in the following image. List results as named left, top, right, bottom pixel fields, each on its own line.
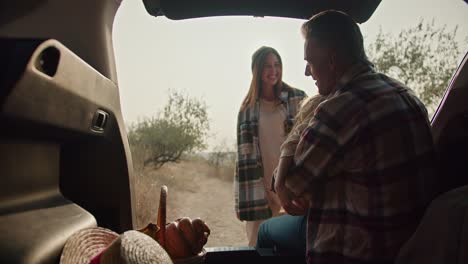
left=234, top=46, right=306, bottom=246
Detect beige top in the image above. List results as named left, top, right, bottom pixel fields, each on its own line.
left=258, top=99, right=287, bottom=210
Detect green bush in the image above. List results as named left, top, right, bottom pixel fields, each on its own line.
left=367, top=19, right=466, bottom=115
left=128, top=90, right=210, bottom=169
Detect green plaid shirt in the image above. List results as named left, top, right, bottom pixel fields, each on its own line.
left=234, top=84, right=306, bottom=221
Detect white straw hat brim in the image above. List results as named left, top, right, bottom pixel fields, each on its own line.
left=60, top=227, right=118, bottom=264
left=100, top=230, right=173, bottom=264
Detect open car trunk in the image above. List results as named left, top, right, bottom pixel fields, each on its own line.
left=4, top=0, right=468, bottom=263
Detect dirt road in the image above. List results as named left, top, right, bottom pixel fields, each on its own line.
left=135, top=159, right=248, bottom=247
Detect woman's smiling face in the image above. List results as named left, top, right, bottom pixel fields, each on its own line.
left=261, top=52, right=282, bottom=88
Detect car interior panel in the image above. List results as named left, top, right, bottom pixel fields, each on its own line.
left=0, top=38, right=134, bottom=263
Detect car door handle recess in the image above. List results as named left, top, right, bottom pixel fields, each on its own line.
left=92, top=109, right=109, bottom=132
left=35, top=46, right=60, bottom=77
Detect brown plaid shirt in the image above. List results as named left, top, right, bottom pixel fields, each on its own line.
left=286, top=63, right=437, bottom=264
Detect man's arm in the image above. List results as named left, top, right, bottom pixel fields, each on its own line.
left=285, top=97, right=363, bottom=196
left=271, top=156, right=309, bottom=215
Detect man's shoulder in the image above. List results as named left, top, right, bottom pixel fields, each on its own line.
left=343, top=70, right=422, bottom=103
left=320, top=88, right=365, bottom=113
left=314, top=70, right=426, bottom=123
left=342, top=70, right=430, bottom=121
left=320, top=69, right=409, bottom=110
left=309, top=91, right=366, bottom=130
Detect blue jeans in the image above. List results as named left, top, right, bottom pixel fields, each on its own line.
left=256, top=214, right=307, bottom=256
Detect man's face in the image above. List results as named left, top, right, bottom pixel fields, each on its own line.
left=304, top=37, right=336, bottom=95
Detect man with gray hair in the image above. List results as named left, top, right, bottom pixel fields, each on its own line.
left=267, top=10, right=438, bottom=263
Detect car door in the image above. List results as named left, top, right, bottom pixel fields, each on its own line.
left=431, top=53, right=468, bottom=194
left=395, top=53, right=468, bottom=264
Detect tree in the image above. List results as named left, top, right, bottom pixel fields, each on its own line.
left=128, top=90, right=210, bottom=169
left=367, top=20, right=465, bottom=115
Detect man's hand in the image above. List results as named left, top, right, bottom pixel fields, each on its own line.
left=274, top=173, right=309, bottom=215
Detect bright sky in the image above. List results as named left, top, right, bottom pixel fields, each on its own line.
left=113, top=0, right=467, bottom=151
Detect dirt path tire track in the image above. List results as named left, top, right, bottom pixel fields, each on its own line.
left=165, top=163, right=248, bottom=247
left=137, top=160, right=248, bottom=247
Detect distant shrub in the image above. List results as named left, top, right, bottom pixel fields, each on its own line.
left=367, top=20, right=465, bottom=115
left=208, top=140, right=235, bottom=168
left=128, top=90, right=210, bottom=169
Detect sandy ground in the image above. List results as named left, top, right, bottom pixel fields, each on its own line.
left=135, top=159, right=248, bottom=247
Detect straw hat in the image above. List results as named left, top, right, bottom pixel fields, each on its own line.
left=60, top=227, right=173, bottom=264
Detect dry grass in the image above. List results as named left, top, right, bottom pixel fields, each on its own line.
left=133, top=157, right=247, bottom=247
